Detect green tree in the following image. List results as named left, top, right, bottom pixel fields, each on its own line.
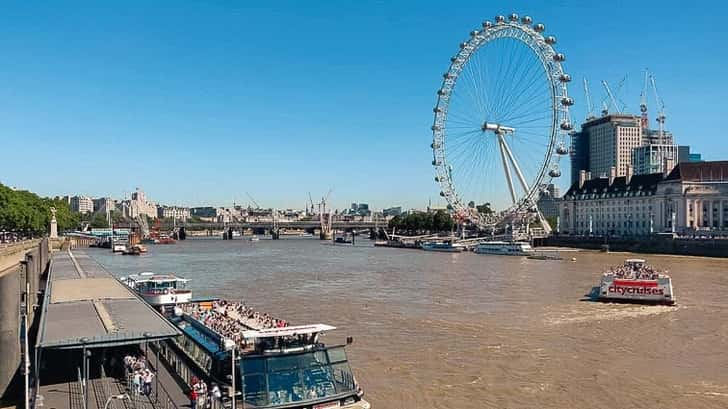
left=90, top=212, right=109, bottom=228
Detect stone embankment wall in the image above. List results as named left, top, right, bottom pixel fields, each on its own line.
left=542, top=235, right=728, bottom=258
left=0, top=239, right=49, bottom=398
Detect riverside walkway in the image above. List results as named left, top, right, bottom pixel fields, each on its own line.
left=33, top=249, right=189, bottom=409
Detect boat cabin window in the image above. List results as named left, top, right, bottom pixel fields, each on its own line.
left=242, top=347, right=356, bottom=407
left=137, top=279, right=182, bottom=293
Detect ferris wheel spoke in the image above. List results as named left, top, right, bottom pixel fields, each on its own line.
left=496, top=41, right=534, bottom=117
left=499, top=63, right=546, bottom=118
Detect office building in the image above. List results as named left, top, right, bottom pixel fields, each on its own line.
left=632, top=144, right=678, bottom=175
left=70, top=196, right=93, bottom=214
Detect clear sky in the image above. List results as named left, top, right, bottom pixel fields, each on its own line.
left=1, top=1, right=726, bottom=210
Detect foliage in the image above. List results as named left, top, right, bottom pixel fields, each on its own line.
left=90, top=212, right=110, bottom=228
left=0, top=183, right=79, bottom=233
left=476, top=203, right=493, bottom=214
left=388, top=210, right=454, bottom=233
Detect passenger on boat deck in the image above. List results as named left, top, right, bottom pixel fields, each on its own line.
left=608, top=264, right=661, bottom=280
left=180, top=301, right=288, bottom=348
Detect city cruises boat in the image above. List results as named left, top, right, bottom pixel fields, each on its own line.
left=121, top=272, right=192, bottom=306
left=162, top=301, right=370, bottom=409
left=596, top=258, right=676, bottom=305
left=421, top=240, right=465, bottom=252
left=474, top=241, right=534, bottom=256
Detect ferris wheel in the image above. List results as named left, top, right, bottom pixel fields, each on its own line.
left=431, top=13, right=572, bottom=230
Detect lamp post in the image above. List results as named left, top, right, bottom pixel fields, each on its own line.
left=104, top=394, right=129, bottom=409
left=79, top=337, right=90, bottom=409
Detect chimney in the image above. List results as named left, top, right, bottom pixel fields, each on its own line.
left=579, top=170, right=586, bottom=189
left=626, top=164, right=633, bottom=185
left=609, top=166, right=616, bottom=186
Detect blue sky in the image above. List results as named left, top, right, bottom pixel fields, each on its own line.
left=1, top=1, right=726, bottom=210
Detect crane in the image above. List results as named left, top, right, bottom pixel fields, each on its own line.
left=650, top=73, right=666, bottom=141
left=639, top=68, right=650, bottom=130
left=601, top=80, right=620, bottom=114
left=245, top=192, right=260, bottom=209
left=307, top=192, right=316, bottom=215
left=583, top=77, right=595, bottom=121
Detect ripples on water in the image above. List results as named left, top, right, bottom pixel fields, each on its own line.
left=90, top=237, right=728, bottom=409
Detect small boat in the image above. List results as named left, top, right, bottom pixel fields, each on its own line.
left=595, top=259, right=676, bottom=305
left=527, top=253, right=562, bottom=260
left=335, top=237, right=353, bottom=244
left=133, top=244, right=148, bottom=253
left=421, top=241, right=465, bottom=252
left=112, top=241, right=127, bottom=253
left=121, top=272, right=192, bottom=306
left=474, top=241, right=534, bottom=256
left=158, top=235, right=176, bottom=244
left=121, top=246, right=142, bottom=256
left=248, top=235, right=260, bottom=242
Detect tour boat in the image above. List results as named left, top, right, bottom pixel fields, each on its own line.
left=596, top=259, right=676, bottom=305
left=421, top=240, right=465, bottom=252
left=474, top=241, right=534, bottom=256
left=164, top=301, right=370, bottom=409
left=121, top=272, right=192, bottom=306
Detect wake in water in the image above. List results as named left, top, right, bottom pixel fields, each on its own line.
left=544, top=303, right=680, bottom=326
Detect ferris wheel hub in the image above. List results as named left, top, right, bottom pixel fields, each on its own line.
left=481, top=122, right=515, bottom=134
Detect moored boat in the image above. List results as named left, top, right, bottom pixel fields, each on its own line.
left=163, top=300, right=370, bottom=409
left=421, top=240, right=465, bottom=252
left=596, top=258, right=676, bottom=305
left=474, top=241, right=534, bottom=256
left=121, top=272, right=192, bottom=306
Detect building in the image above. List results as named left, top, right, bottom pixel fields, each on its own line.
left=558, top=161, right=728, bottom=236
left=632, top=144, right=678, bottom=175
left=536, top=184, right=560, bottom=220
left=123, top=188, right=158, bottom=219
left=70, top=196, right=93, bottom=214
left=348, top=203, right=371, bottom=217
left=93, top=197, right=113, bottom=214
left=191, top=207, right=217, bottom=218
left=157, top=206, right=190, bottom=222
left=383, top=206, right=403, bottom=217
left=569, top=130, right=589, bottom=186
left=586, top=114, right=643, bottom=178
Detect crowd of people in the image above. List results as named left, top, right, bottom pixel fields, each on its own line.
left=123, top=354, right=155, bottom=397
left=189, top=376, right=222, bottom=409
left=181, top=300, right=288, bottom=349
left=606, top=263, right=664, bottom=280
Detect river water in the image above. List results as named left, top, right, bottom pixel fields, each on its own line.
left=88, top=237, right=728, bottom=409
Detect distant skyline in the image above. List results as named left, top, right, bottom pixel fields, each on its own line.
left=2, top=1, right=726, bottom=210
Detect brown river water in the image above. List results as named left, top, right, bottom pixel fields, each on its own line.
left=89, top=237, right=728, bottom=409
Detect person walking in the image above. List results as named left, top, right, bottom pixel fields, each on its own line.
left=210, top=383, right=221, bottom=409
left=190, top=387, right=198, bottom=409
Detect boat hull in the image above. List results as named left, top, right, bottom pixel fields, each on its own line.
left=598, top=276, right=676, bottom=305
left=140, top=290, right=192, bottom=306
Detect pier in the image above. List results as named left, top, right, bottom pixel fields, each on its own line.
left=32, top=250, right=190, bottom=409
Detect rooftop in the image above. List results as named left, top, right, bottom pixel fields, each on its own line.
left=36, top=250, right=181, bottom=350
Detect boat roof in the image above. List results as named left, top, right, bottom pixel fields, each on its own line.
left=242, top=324, right=336, bottom=340
left=125, top=272, right=189, bottom=283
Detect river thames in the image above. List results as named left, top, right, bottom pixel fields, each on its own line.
left=89, top=237, right=728, bottom=409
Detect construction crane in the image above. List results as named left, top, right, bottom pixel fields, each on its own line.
left=639, top=68, right=650, bottom=130
left=245, top=192, right=260, bottom=209
left=307, top=192, right=316, bottom=215
left=601, top=80, right=621, bottom=114
left=583, top=77, right=595, bottom=121
left=650, top=73, right=666, bottom=142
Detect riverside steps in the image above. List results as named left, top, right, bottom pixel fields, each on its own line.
left=32, top=249, right=188, bottom=409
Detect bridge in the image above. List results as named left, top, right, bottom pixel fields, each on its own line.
left=182, top=220, right=383, bottom=232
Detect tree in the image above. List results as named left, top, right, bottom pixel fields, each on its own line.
left=476, top=202, right=493, bottom=215
left=90, top=212, right=109, bottom=228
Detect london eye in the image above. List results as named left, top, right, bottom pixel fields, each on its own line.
left=431, top=13, right=573, bottom=231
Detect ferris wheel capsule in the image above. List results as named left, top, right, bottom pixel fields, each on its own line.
left=545, top=36, right=557, bottom=45
left=482, top=21, right=492, bottom=28
left=549, top=168, right=562, bottom=178
left=560, top=97, right=574, bottom=106
left=495, top=15, right=506, bottom=23
left=521, top=16, right=532, bottom=25
left=559, top=73, right=572, bottom=83
left=431, top=124, right=441, bottom=131
left=553, top=53, right=565, bottom=62
left=533, top=23, right=545, bottom=32
left=556, top=144, right=569, bottom=155
left=560, top=120, right=573, bottom=131
left=509, top=13, right=519, bottom=22
left=470, top=30, right=479, bottom=37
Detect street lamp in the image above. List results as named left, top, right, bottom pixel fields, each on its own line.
left=104, top=394, right=129, bottom=409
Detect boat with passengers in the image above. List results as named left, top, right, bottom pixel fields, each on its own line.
left=121, top=272, right=192, bottom=306
left=162, top=299, right=369, bottom=409
left=595, top=258, right=676, bottom=305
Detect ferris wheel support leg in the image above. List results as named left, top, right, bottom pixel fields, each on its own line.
left=498, top=135, right=518, bottom=204
left=499, top=134, right=530, bottom=194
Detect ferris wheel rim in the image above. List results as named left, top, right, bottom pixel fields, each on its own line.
left=431, top=14, right=572, bottom=228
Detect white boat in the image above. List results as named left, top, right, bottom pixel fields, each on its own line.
left=112, top=241, right=127, bottom=253
left=421, top=241, right=465, bottom=252
left=474, top=241, right=534, bottom=256
left=121, top=272, right=192, bottom=306
left=248, top=235, right=260, bottom=242
left=597, top=259, right=676, bottom=305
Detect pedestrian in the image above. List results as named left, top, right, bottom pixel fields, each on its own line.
left=132, top=371, right=142, bottom=396
left=210, top=383, right=221, bottom=409
left=190, top=388, right=198, bottom=409
left=143, top=369, right=154, bottom=396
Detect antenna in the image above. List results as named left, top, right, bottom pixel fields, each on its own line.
left=583, top=78, right=595, bottom=120
left=650, top=73, right=666, bottom=141
left=601, top=80, right=620, bottom=114
left=639, top=68, right=649, bottom=130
